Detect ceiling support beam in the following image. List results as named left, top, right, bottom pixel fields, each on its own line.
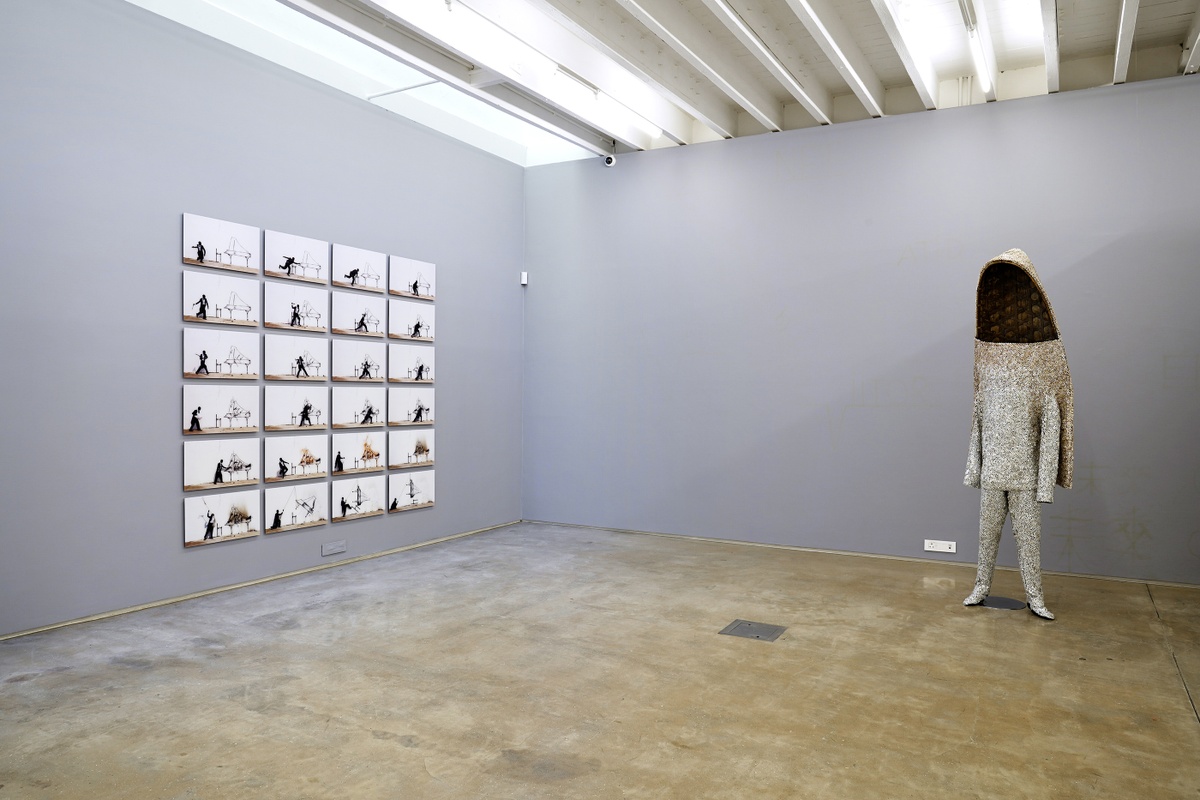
left=870, top=0, right=938, bottom=109
left=1180, top=6, right=1200, bottom=74
left=458, top=0, right=695, bottom=144
left=1113, top=0, right=1141, bottom=84
left=1040, top=0, right=1060, bottom=92
left=610, top=0, right=785, bottom=132
left=781, top=0, right=886, bottom=117
left=281, top=0, right=614, bottom=154
left=697, top=0, right=831, bottom=124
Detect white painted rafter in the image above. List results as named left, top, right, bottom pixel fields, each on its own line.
left=869, top=0, right=938, bottom=110
left=781, top=0, right=885, bottom=118
left=458, top=0, right=694, bottom=144
left=281, top=0, right=615, bottom=154
left=1179, top=4, right=1200, bottom=74
left=610, top=0, right=785, bottom=132
left=1040, top=0, right=1060, bottom=92
left=1113, top=0, right=1141, bottom=84
left=697, top=0, right=832, bottom=124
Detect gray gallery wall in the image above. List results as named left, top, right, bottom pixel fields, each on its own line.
left=0, top=0, right=525, bottom=636
left=523, top=76, right=1200, bottom=584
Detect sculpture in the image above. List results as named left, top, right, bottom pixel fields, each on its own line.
left=963, top=249, right=1074, bottom=620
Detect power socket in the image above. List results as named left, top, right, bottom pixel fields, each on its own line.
left=924, top=539, right=956, bottom=554
left=321, top=540, right=347, bottom=557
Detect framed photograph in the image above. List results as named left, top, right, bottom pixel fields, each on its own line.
left=388, top=255, right=435, bottom=301
left=183, top=271, right=259, bottom=327
left=388, top=298, right=434, bottom=341
left=264, top=230, right=328, bottom=285
left=332, top=292, right=385, bottom=337
left=264, top=434, right=327, bottom=483
left=331, top=430, right=385, bottom=475
left=264, top=334, right=327, bottom=381
left=264, top=282, right=327, bottom=332
left=389, top=471, right=434, bottom=513
left=184, top=328, right=259, bottom=380
left=389, top=429, right=434, bottom=469
left=264, top=386, right=328, bottom=431
left=332, top=386, right=385, bottom=428
left=331, top=475, right=386, bottom=522
left=264, top=484, right=328, bottom=534
left=184, top=439, right=259, bottom=492
left=388, top=387, right=433, bottom=427
left=184, top=489, right=260, bottom=547
left=183, top=213, right=260, bottom=274
left=183, top=385, right=258, bottom=436
left=332, top=244, right=385, bottom=293
left=333, top=339, right=384, bottom=383
left=388, top=343, right=433, bottom=383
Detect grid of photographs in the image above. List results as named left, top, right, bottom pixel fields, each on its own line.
left=181, top=213, right=437, bottom=549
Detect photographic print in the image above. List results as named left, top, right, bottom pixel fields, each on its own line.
left=388, top=298, right=434, bottom=341
left=333, top=339, right=384, bottom=383
left=388, top=343, right=433, bottom=383
left=184, top=439, right=259, bottom=492
left=388, top=387, right=434, bottom=427
left=332, top=244, right=385, bottom=293
left=184, top=489, right=259, bottom=547
left=183, top=271, right=259, bottom=327
left=183, top=328, right=259, bottom=380
left=332, top=292, right=384, bottom=338
left=183, top=213, right=260, bottom=275
left=265, top=386, right=328, bottom=431
left=332, top=386, right=384, bottom=428
left=389, top=471, right=434, bottom=513
left=332, top=475, right=385, bottom=522
left=265, top=484, right=328, bottom=534
left=331, top=430, right=385, bottom=475
left=264, top=334, right=327, bottom=382
left=183, top=385, right=258, bottom=436
left=264, top=434, right=327, bottom=483
left=389, top=429, right=434, bottom=469
left=264, top=230, right=328, bottom=285
left=264, top=282, right=327, bottom=332
left=388, top=255, right=435, bottom=301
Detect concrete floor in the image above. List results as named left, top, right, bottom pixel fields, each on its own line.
left=2, top=522, right=1198, bottom=799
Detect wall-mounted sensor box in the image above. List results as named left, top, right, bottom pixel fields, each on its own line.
left=924, top=539, right=956, bottom=553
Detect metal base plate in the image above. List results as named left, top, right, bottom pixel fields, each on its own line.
left=980, top=596, right=1027, bottom=610
left=718, top=619, right=787, bottom=642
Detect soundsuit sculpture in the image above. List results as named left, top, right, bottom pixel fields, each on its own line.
left=963, top=249, right=1074, bottom=620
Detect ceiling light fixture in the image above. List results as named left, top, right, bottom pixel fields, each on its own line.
left=957, top=0, right=992, bottom=96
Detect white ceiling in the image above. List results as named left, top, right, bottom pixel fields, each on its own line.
left=129, top=0, right=1200, bottom=166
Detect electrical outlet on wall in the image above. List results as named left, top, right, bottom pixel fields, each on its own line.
left=924, top=539, right=956, bottom=553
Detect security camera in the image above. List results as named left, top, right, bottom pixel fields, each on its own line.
left=603, top=154, right=616, bottom=167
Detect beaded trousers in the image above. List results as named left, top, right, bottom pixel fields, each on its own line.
left=971, top=489, right=1046, bottom=608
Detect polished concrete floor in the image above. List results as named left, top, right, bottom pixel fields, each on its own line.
left=2, top=522, right=1198, bottom=799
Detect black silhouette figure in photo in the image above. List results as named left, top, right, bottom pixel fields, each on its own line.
left=345, top=268, right=360, bottom=286
left=390, top=498, right=399, bottom=511
left=192, top=241, right=207, bottom=263
left=213, top=459, right=226, bottom=484
left=192, top=294, right=209, bottom=320
left=189, top=407, right=202, bottom=432
left=295, top=355, right=309, bottom=378
left=280, top=256, right=296, bottom=276
left=203, top=510, right=216, bottom=540
left=355, top=312, right=369, bottom=333
left=413, top=363, right=426, bottom=381
left=340, top=497, right=350, bottom=518
left=270, top=509, right=283, bottom=530
left=299, top=401, right=313, bottom=427
left=359, top=358, right=373, bottom=380
left=410, top=320, right=423, bottom=338
left=277, top=457, right=290, bottom=479
left=411, top=278, right=420, bottom=296
left=290, top=303, right=301, bottom=327
left=195, top=350, right=210, bottom=375
left=334, top=451, right=344, bottom=473
left=361, top=404, right=377, bottom=425
left=411, top=401, right=425, bottom=423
